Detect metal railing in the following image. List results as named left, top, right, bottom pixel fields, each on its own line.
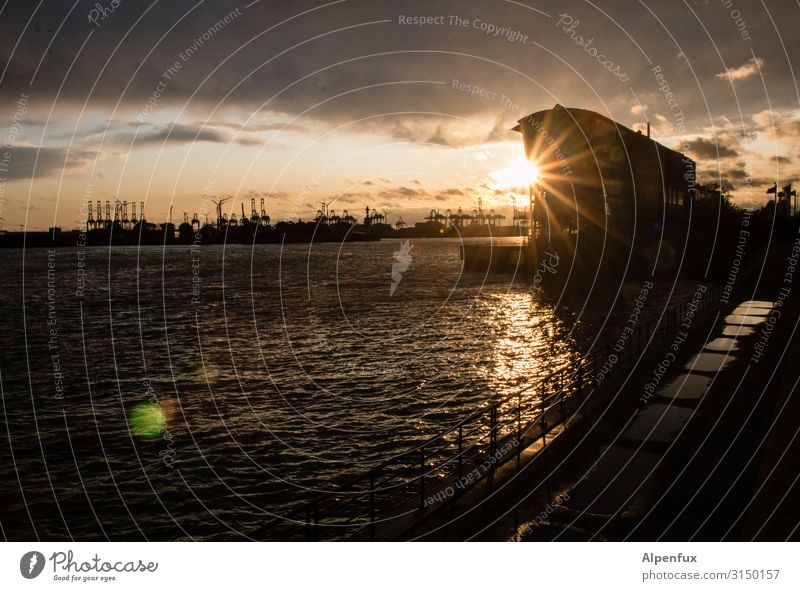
left=260, top=285, right=720, bottom=541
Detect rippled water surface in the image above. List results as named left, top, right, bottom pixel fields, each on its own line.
left=0, top=238, right=695, bottom=539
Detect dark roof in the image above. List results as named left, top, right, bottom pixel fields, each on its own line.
left=513, top=104, right=688, bottom=159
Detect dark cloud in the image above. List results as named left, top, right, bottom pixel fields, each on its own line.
left=684, top=137, right=739, bottom=160
left=134, top=123, right=228, bottom=146
left=378, top=185, right=429, bottom=201
left=749, top=178, right=778, bottom=189
left=3, top=0, right=800, bottom=143
left=726, top=168, right=749, bottom=181
left=701, top=168, right=768, bottom=192
left=101, top=122, right=262, bottom=148
left=244, top=188, right=291, bottom=202
left=3, top=146, right=90, bottom=181
left=234, top=136, right=263, bottom=146
left=433, top=187, right=471, bottom=201
left=769, top=155, right=792, bottom=164
left=332, top=192, right=371, bottom=205
left=3, top=0, right=800, bottom=225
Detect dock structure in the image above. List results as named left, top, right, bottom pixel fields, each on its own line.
left=459, top=239, right=532, bottom=274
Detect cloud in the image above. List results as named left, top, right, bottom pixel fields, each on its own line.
left=5, top=0, right=800, bottom=228
left=378, top=185, right=430, bottom=201
left=3, top=1, right=798, bottom=159
left=433, top=187, right=473, bottom=202
left=209, top=121, right=308, bottom=134
left=3, top=146, right=91, bottom=181
left=726, top=167, right=750, bottom=181
left=715, top=57, right=764, bottom=81
left=330, top=191, right=372, bottom=205
left=751, top=109, right=800, bottom=139
left=353, top=114, right=502, bottom=148
left=134, top=123, right=227, bottom=146
left=234, top=136, right=264, bottom=147
left=366, top=181, right=475, bottom=206
left=683, top=137, right=739, bottom=160
left=435, top=187, right=467, bottom=199
left=244, top=188, right=291, bottom=201
left=650, top=114, right=673, bottom=137
left=100, top=122, right=263, bottom=148
left=3, top=2, right=799, bottom=127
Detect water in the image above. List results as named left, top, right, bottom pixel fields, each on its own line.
left=0, top=238, right=695, bottom=540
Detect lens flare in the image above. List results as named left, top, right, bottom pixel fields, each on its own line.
left=130, top=403, right=167, bottom=439
left=489, top=157, right=540, bottom=189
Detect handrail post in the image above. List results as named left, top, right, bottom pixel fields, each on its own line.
left=517, top=390, right=523, bottom=466
left=490, top=406, right=497, bottom=458
left=541, top=414, right=547, bottom=445
left=540, top=391, right=547, bottom=445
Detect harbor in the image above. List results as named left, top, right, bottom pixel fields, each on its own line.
left=2, top=103, right=798, bottom=544
left=3, top=4, right=800, bottom=577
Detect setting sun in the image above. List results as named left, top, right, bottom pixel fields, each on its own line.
left=489, top=157, right=540, bottom=190
left=4, top=0, right=798, bottom=561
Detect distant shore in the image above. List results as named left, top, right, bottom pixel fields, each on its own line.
left=0, top=222, right=528, bottom=248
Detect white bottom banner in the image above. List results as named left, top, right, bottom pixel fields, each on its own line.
left=1, top=542, right=797, bottom=590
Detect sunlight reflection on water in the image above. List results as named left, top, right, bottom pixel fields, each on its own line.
left=0, top=239, right=695, bottom=539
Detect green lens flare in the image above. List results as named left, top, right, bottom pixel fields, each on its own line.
left=130, top=403, right=167, bottom=439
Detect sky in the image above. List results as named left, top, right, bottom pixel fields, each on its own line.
left=0, top=0, right=798, bottom=230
